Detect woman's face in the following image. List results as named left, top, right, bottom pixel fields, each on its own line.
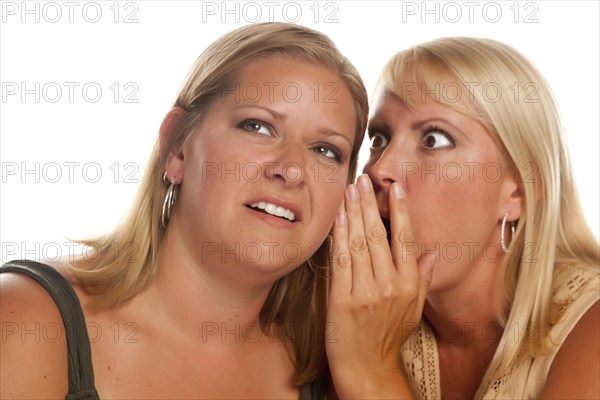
left=166, top=57, right=357, bottom=285
left=364, top=91, right=521, bottom=293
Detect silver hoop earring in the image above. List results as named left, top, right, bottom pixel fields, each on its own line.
left=501, top=212, right=516, bottom=253
left=161, top=172, right=178, bottom=228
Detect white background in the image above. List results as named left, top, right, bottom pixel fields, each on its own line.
left=1, top=0, right=598, bottom=264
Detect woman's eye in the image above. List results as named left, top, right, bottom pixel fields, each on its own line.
left=369, top=132, right=389, bottom=149
left=422, top=129, right=454, bottom=149
left=313, top=145, right=342, bottom=163
left=239, top=120, right=272, bottom=136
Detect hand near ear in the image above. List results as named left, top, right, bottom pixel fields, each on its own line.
left=326, top=175, right=435, bottom=399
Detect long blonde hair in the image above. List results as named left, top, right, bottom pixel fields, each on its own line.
left=379, top=37, right=598, bottom=385
left=68, top=22, right=368, bottom=385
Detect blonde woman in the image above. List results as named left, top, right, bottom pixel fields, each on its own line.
left=1, top=22, right=368, bottom=399
left=327, top=37, right=599, bottom=399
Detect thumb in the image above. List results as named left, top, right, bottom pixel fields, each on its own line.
left=416, top=252, right=436, bottom=307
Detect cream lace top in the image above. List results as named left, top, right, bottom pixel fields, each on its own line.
left=400, top=264, right=600, bottom=399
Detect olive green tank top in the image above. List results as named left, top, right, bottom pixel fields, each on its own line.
left=1, top=260, right=325, bottom=399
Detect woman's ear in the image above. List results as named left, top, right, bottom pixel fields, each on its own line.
left=160, top=107, right=186, bottom=183
left=498, top=171, right=524, bottom=223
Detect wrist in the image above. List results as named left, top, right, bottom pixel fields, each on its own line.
left=332, top=365, right=413, bottom=399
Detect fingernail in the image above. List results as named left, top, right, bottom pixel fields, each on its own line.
left=358, top=174, right=372, bottom=193
left=347, top=184, right=359, bottom=202
left=337, top=210, right=347, bottom=226
left=392, top=182, right=405, bottom=199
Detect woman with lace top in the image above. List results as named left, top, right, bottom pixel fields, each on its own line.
left=326, top=37, right=599, bottom=399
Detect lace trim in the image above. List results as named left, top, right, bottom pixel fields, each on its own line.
left=553, top=263, right=596, bottom=316
left=400, top=263, right=600, bottom=399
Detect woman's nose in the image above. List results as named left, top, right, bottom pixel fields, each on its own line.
left=262, top=143, right=306, bottom=187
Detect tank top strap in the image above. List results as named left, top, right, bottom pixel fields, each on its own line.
left=1, top=260, right=100, bottom=400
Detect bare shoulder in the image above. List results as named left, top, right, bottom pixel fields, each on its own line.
left=539, top=300, right=600, bottom=399
left=0, top=263, right=69, bottom=398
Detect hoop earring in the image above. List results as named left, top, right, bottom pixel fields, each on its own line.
left=501, top=212, right=516, bottom=253
left=161, top=172, right=178, bottom=228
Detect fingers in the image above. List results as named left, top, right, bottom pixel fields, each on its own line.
left=332, top=176, right=392, bottom=296
left=331, top=210, right=352, bottom=297
left=332, top=175, right=435, bottom=305
left=388, top=181, right=436, bottom=307
left=356, top=175, right=395, bottom=284
left=388, top=182, right=419, bottom=281
left=344, top=183, right=378, bottom=291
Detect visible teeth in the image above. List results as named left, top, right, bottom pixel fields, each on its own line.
left=249, top=201, right=295, bottom=222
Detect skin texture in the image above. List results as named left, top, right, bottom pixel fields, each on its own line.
left=0, top=57, right=357, bottom=399
left=327, top=91, right=599, bottom=399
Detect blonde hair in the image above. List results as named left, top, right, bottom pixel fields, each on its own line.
left=379, top=37, right=598, bottom=385
left=68, top=22, right=368, bottom=385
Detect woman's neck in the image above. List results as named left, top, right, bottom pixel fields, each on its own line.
left=424, top=257, right=507, bottom=350
left=137, top=226, right=280, bottom=346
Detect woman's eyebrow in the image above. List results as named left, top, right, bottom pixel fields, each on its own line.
left=367, top=117, right=390, bottom=134
left=231, top=104, right=285, bottom=120
left=412, top=117, right=471, bottom=143
left=320, top=128, right=353, bottom=147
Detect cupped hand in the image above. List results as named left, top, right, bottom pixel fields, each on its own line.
left=326, top=175, right=436, bottom=399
